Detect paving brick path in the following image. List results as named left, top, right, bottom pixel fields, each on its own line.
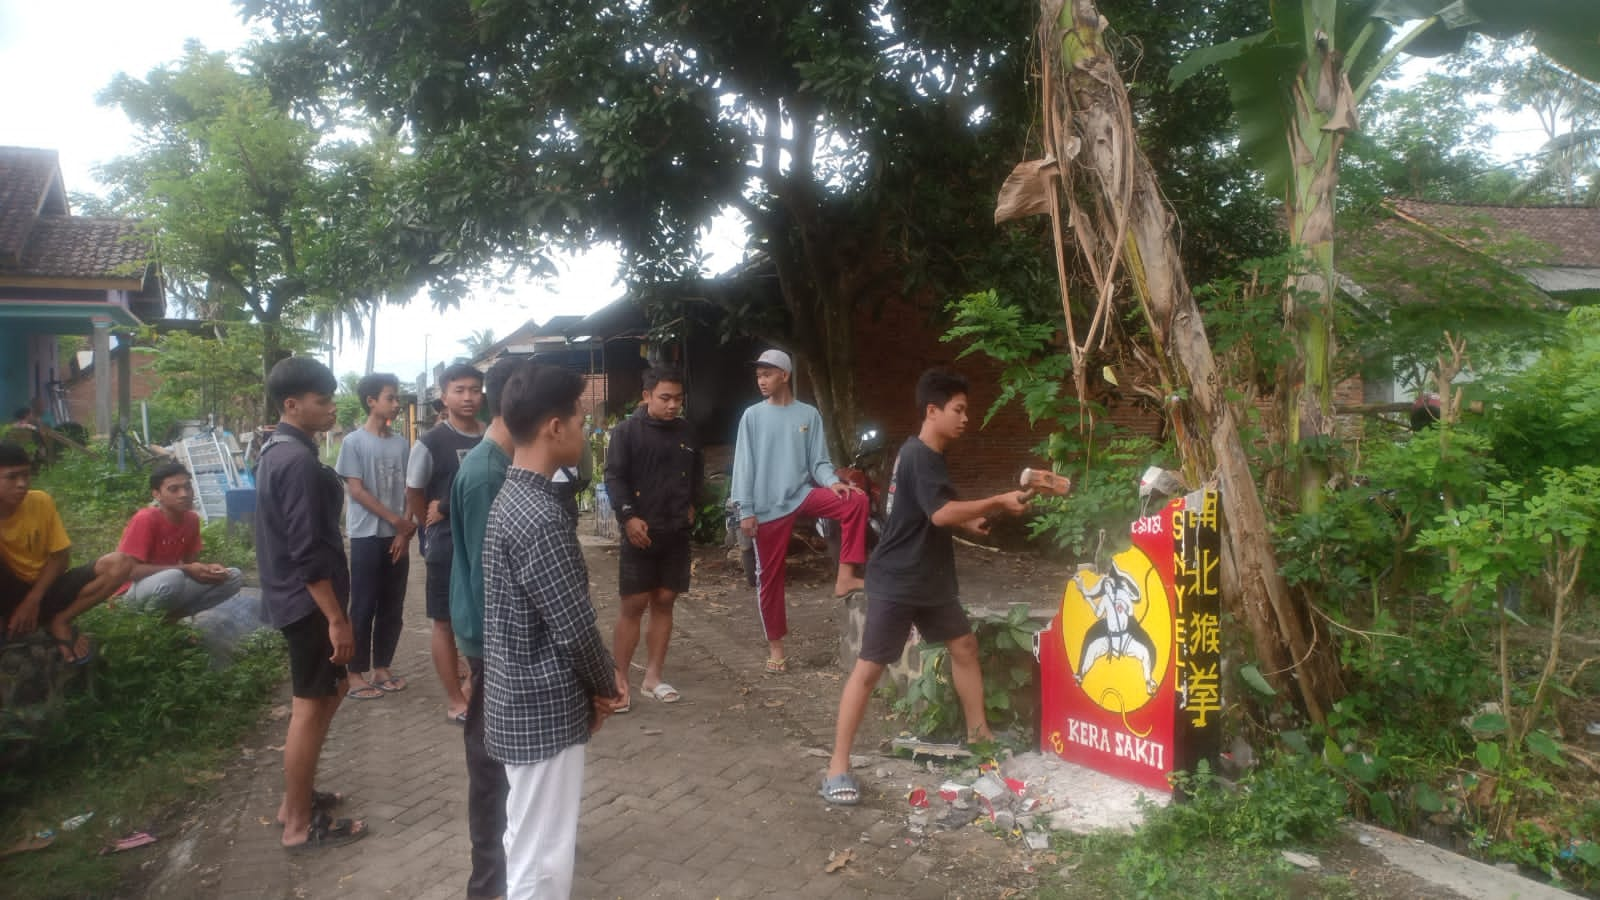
left=146, top=537, right=1025, bottom=899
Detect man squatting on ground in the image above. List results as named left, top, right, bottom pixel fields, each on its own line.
left=1, top=441, right=132, bottom=665
left=449, top=357, right=527, bottom=899
left=335, top=373, right=416, bottom=700
left=820, top=369, right=1032, bottom=806
left=408, top=363, right=485, bottom=724
left=483, top=362, right=627, bottom=898
left=117, top=461, right=244, bottom=621
left=254, top=356, right=366, bottom=850
left=606, top=365, right=701, bottom=707
left=730, top=349, right=870, bottom=674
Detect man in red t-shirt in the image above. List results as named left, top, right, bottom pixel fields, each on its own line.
left=118, top=462, right=243, bottom=621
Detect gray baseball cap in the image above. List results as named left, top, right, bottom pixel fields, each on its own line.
left=753, top=349, right=793, bottom=374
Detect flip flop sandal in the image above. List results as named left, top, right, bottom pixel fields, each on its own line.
left=346, top=684, right=385, bottom=700
left=646, top=683, right=681, bottom=703
left=284, top=812, right=367, bottom=854
left=764, top=658, right=788, bottom=674
left=52, top=626, right=95, bottom=667
left=819, top=773, right=862, bottom=806
left=447, top=710, right=468, bottom=726
left=375, top=676, right=407, bottom=693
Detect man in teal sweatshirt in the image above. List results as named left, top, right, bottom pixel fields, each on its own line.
left=448, top=357, right=526, bottom=900
left=730, top=349, right=868, bottom=673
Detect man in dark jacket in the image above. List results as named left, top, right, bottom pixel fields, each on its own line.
left=606, top=366, right=700, bottom=706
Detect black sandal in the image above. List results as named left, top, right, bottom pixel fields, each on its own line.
left=284, top=811, right=367, bottom=853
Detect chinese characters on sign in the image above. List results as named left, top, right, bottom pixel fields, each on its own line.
left=1035, top=489, right=1223, bottom=792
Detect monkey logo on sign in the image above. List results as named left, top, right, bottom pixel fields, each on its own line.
left=1063, top=550, right=1173, bottom=719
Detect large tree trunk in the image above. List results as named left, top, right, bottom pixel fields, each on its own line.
left=1042, top=0, right=1343, bottom=721
left=1283, top=5, right=1357, bottom=512
left=259, top=314, right=291, bottom=409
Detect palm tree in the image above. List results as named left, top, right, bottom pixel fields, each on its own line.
left=460, top=329, right=497, bottom=361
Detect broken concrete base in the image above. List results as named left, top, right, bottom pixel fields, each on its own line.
left=1003, top=752, right=1169, bottom=834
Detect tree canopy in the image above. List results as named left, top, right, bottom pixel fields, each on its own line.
left=96, top=42, right=448, bottom=383
left=243, top=0, right=1278, bottom=453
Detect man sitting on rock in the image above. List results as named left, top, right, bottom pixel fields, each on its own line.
left=1, top=441, right=133, bottom=664
left=117, top=461, right=244, bottom=622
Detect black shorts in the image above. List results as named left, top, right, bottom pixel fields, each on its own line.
left=426, top=561, right=452, bottom=621
left=0, top=560, right=98, bottom=623
left=281, top=609, right=348, bottom=698
left=858, top=596, right=972, bottom=665
left=618, top=530, right=692, bottom=596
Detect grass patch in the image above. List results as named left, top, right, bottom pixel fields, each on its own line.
left=3, top=450, right=279, bottom=898
left=1034, top=757, right=1351, bottom=900
left=0, top=609, right=285, bottom=898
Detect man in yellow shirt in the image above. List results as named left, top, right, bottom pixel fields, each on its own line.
left=1, top=442, right=132, bottom=664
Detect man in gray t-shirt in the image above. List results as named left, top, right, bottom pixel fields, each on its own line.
left=334, top=374, right=416, bottom=698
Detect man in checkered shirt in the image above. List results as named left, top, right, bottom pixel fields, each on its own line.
left=483, top=363, right=627, bottom=899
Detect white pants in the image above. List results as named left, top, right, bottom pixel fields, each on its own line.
left=504, top=743, right=586, bottom=900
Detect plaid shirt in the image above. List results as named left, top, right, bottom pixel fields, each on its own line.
left=483, top=467, right=618, bottom=765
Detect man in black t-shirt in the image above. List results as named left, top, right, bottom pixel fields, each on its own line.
left=407, top=364, right=485, bottom=724
left=818, top=369, right=1031, bottom=806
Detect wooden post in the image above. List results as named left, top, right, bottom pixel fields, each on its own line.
left=116, top=336, right=132, bottom=428
left=92, top=318, right=112, bottom=438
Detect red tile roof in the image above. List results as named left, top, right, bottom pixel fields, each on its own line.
left=1387, top=199, right=1600, bottom=270
left=0, top=146, right=65, bottom=265
left=0, top=146, right=154, bottom=285
left=11, top=217, right=154, bottom=283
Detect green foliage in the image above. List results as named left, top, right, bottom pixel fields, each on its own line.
left=692, top=477, right=731, bottom=546
left=141, top=324, right=313, bottom=434
left=1343, top=61, right=1505, bottom=206
left=942, top=291, right=1174, bottom=557
left=1417, top=466, right=1600, bottom=616
left=1158, top=758, right=1345, bottom=850
left=199, top=520, right=257, bottom=572
left=0, top=609, right=285, bottom=898
left=31, top=449, right=150, bottom=554
left=1043, top=757, right=1347, bottom=900
left=97, top=44, right=439, bottom=384
left=1482, top=308, right=1600, bottom=479
left=336, top=371, right=365, bottom=431
left=894, top=604, right=1041, bottom=741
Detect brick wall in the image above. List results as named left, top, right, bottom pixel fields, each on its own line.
left=65, top=353, right=164, bottom=427
left=851, top=295, right=1061, bottom=497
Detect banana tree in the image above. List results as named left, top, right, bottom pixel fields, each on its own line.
left=1172, top=0, right=1600, bottom=511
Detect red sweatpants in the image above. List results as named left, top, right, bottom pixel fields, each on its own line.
left=754, top=487, right=869, bottom=641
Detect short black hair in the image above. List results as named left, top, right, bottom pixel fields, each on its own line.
left=501, top=364, right=585, bottom=444
left=149, top=460, right=191, bottom=491
left=643, top=366, right=685, bottom=393
left=267, top=356, right=338, bottom=414
left=916, top=368, right=970, bottom=413
left=485, top=357, right=531, bottom=418
left=13, top=407, right=31, bottom=421
left=439, top=363, right=484, bottom=390
left=0, top=441, right=30, bottom=468
left=357, top=372, right=400, bottom=412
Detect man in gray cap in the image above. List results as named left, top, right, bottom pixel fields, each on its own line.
left=729, top=349, right=868, bottom=674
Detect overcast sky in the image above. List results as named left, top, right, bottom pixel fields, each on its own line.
left=0, top=1, right=1550, bottom=385
left=0, top=0, right=737, bottom=384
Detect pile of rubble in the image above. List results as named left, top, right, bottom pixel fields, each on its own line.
left=825, top=744, right=1171, bottom=850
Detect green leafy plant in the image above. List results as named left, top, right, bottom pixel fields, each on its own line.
left=894, top=604, right=1041, bottom=741
left=942, top=290, right=1176, bottom=557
